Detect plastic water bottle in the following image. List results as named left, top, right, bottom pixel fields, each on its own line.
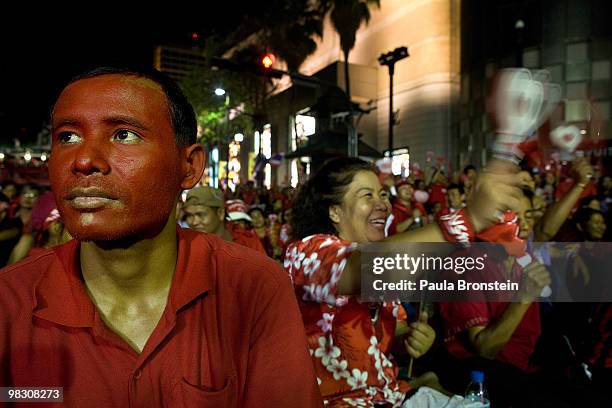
left=464, top=370, right=490, bottom=407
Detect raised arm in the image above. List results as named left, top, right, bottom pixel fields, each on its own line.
left=534, top=158, right=593, bottom=241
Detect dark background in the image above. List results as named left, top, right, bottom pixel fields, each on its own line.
left=0, top=3, right=261, bottom=144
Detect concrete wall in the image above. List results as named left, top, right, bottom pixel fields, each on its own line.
left=299, top=0, right=462, bottom=167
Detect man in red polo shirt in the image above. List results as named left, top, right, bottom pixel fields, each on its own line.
left=0, top=67, right=321, bottom=407
left=386, top=180, right=427, bottom=236
left=182, top=186, right=265, bottom=254
left=437, top=189, right=602, bottom=406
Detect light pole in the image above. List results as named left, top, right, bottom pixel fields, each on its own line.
left=378, top=46, right=409, bottom=151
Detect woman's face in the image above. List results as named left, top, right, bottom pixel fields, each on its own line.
left=586, top=199, right=601, bottom=211
left=333, top=171, right=391, bottom=243
left=250, top=209, right=266, bottom=228
left=585, top=213, right=606, bottom=240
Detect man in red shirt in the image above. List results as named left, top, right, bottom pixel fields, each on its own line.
left=183, top=186, right=265, bottom=253
left=437, top=189, right=601, bottom=406
left=386, top=180, right=427, bottom=236
left=0, top=67, right=321, bottom=407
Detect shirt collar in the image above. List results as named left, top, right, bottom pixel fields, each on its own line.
left=33, top=227, right=213, bottom=327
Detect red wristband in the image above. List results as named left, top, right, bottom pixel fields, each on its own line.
left=437, top=209, right=475, bottom=244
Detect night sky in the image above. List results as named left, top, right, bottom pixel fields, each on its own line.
left=0, top=5, right=251, bottom=145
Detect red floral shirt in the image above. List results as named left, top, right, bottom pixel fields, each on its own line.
left=284, top=234, right=410, bottom=407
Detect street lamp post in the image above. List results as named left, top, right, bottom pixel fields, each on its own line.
left=378, top=46, right=409, bottom=151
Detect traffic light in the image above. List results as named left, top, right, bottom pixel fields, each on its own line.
left=261, top=53, right=276, bottom=69
left=210, top=52, right=283, bottom=79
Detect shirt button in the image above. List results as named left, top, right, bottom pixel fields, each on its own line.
left=134, top=369, right=142, bottom=380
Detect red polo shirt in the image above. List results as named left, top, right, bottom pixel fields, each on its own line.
left=438, top=250, right=541, bottom=372
left=0, top=227, right=322, bottom=408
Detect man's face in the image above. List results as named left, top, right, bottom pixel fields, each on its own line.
left=517, top=195, right=534, bottom=240
left=3, top=184, right=17, bottom=199
left=447, top=188, right=463, bottom=209
left=466, top=168, right=477, bottom=181
left=183, top=204, right=224, bottom=234
left=20, top=187, right=39, bottom=210
left=518, top=170, right=535, bottom=192
left=396, top=184, right=414, bottom=202
left=49, top=74, right=187, bottom=243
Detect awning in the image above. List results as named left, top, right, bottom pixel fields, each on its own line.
left=285, top=129, right=383, bottom=159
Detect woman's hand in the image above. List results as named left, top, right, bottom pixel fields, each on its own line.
left=404, top=312, right=436, bottom=358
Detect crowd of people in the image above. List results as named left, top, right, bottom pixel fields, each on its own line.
left=0, top=66, right=610, bottom=407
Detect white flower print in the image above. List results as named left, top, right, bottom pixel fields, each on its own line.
left=316, top=312, right=335, bottom=333
left=303, top=252, right=321, bottom=276
left=304, top=284, right=333, bottom=303
left=337, top=245, right=348, bottom=257
left=391, top=303, right=401, bottom=319
left=382, top=386, right=404, bottom=406
left=304, top=283, right=336, bottom=305
left=346, top=368, right=368, bottom=390
left=367, top=336, right=380, bottom=359
left=319, top=237, right=336, bottom=248
left=364, top=386, right=378, bottom=398
left=314, top=335, right=341, bottom=366
left=335, top=295, right=349, bottom=307
left=293, top=251, right=306, bottom=270
left=342, top=398, right=367, bottom=407
left=325, top=358, right=349, bottom=380
left=283, top=246, right=297, bottom=269
left=330, top=259, right=347, bottom=285
left=317, top=377, right=322, bottom=386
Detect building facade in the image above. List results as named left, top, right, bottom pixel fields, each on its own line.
left=459, top=0, right=612, bottom=168
left=267, top=0, right=462, bottom=184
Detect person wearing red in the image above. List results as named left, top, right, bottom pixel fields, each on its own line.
left=386, top=180, right=427, bottom=236
left=437, top=189, right=600, bottom=407
left=0, top=67, right=321, bottom=407
left=284, top=157, right=526, bottom=407
left=427, top=168, right=448, bottom=207
left=182, top=186, right=265, bottom=254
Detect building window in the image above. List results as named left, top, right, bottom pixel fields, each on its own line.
left=566, top=62, right=590, bottom=82
left=566, top=82, right=588, bottom=99
left=523, top=49, right=540, bottom=68
left=543, top=65, right=564, bottom=83
left=566, top=43, right=588, bottom=62
left=262, top=125, right=272, bottom=189
left=592, top=60, right=611, bottom=80
left=593, top=101, right=611, bottom=121
left=289, top=115, right=316, bottom=187
left=565, top=100, right=590, bottom=122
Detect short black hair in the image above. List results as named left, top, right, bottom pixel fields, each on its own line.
left=463, top=165, right=476, bottom=174
left=292, top=157, right=375, bottom=239
left=447, top=183, right=464, bottom=195
left=574, top=207, right=604, bottom=227
left=52, top=66, right=197, bottom=146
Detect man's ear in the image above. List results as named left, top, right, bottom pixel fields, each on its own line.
left=217, top=207, right=226, bottom=222
left=329, top=205, right=341, bottom=225
left=180, top=144, right=206, bottom=190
